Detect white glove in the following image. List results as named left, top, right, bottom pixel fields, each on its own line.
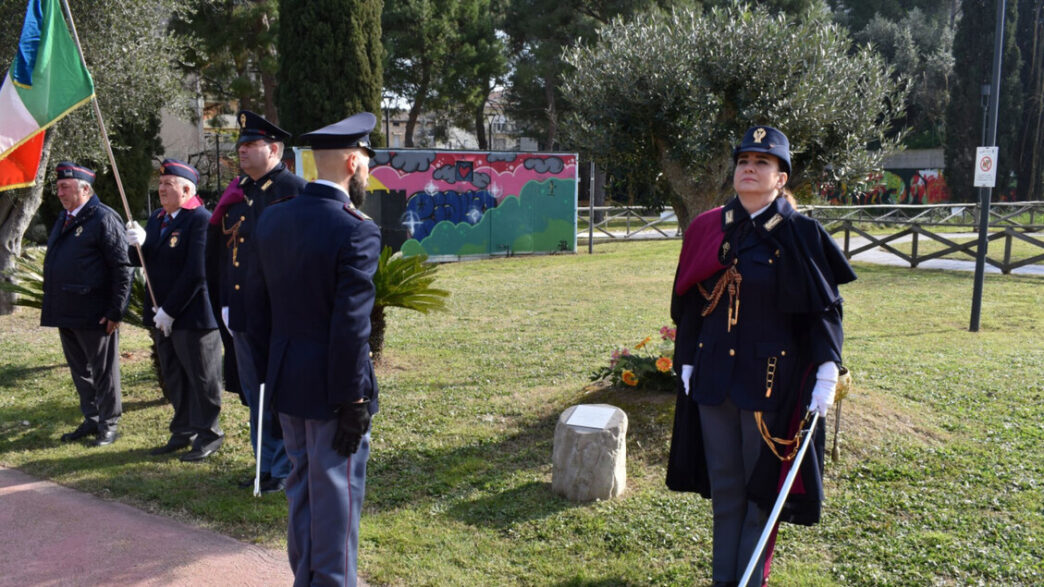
left=808, top=361, right=839, bottom=417
left=153, top=306, right=174, bottom=337
left=680, top=364, right=693, bottom=396
left=126, top=220, right=146, bottom=246
left=221, top=306, right=230, bottom=329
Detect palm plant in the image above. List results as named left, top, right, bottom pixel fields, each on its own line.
left=369, top=246, right=449, bottom=362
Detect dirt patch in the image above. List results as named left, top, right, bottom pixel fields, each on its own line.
left=827, top=387, right=949, bottom=461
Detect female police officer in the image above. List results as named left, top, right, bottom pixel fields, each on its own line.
left=668, top=126, right=856, bottom=586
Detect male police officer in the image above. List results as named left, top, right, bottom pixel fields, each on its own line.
left=41, top=161, right=132, bottom=446
left=249, top=113, right=381, bottom=586
left=128, top=160, right=224, bottom=461
left=208, top=111, right=306, bottom=491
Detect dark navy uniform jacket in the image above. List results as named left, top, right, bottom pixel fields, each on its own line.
left=208, top=163, right=307, bottom=333
left=668, top=195, right=856, bottom=525
left=248, top=182, right=381, bottom=421
left=41, top=195, right=132, bottom=329
left=130, top=206, right=217, bottom=331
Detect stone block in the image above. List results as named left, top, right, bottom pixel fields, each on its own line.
left=551, top=404, right=627, bottom=502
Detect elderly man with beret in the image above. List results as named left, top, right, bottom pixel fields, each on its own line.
left=249, top=113, right=381, bottom=586
left=127, top=159, right=224, bottom=461
left=41, top=161, right=133, bottom=447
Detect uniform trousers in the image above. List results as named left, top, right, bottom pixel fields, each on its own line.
left=699, top=398, right=774, bottom=587
left=280, top=413, right=369, bottom=587
left=58, top=327, right=122, bottom=432
left=152, top=329, right=224, bottom=449
left=232, top=331, right=290, bottom=478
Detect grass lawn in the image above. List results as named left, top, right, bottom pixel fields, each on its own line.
left=885, top=233, right=1044, bottom=265
left=1, top=240, right=1042, bottom=585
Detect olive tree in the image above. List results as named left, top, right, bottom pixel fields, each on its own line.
left=562, top=4, right=907, bottom=230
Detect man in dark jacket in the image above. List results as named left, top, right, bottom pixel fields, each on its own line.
left=249, top=113, right=381, bottom=587
left=207, top=110, right=307, bottom=492
left=41, top=161, right=132, bottom=447
left=127, top=160, right=224, bottom=461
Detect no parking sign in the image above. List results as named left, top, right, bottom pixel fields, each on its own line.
left=974, top=147, right=999, bottom=187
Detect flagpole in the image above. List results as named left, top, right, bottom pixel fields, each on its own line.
left=58, top=0, right=157, bottom=309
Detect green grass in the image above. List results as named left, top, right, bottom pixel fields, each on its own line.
left=2, top=240, right=1043, bottom=585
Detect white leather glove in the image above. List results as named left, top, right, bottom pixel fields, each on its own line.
left=680, top=364, right=693, bottom=396
left=153, top=306, right=174, bottom=337
left=126, top=220, right=146, bottom=246
left=221, top=306, right=230, bottom=329
left=808, top=361, right=839, bottom=417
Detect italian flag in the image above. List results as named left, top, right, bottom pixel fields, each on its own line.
left=0, top=0, right=94, bottom=192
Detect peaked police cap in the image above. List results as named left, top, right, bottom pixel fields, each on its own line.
left=733, top=125, right=791, bottom=175
left=300, top=112, right=377, bottom=157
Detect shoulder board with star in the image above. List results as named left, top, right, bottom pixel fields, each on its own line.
left=343, top=203, right=371, bottom=221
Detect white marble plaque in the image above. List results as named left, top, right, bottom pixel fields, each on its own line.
left=565, top=405, right=615, bottom=429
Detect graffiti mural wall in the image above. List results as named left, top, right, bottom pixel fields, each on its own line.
left=821, top=168, right=953, bottom=205
left=294, top=149, right=578, bottom=259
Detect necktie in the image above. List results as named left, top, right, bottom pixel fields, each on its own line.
left=63, top=213, right=75, bottom=230
left=160, top=214, right=171, bottom=232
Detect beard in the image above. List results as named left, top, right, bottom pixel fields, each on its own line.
left=348, top=167, right=367, bottom=208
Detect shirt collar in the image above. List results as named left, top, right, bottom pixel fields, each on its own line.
left=312, top=179, right=349, bottom=197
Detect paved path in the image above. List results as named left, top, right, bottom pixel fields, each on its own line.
left=0, top=466, right=293, bottom=586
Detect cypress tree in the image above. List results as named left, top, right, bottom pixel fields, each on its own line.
left=276, top=0, right=384, bottom=140
left=944, top=0, right=1022, bottom=202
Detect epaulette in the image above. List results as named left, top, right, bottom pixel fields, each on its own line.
left=343, top=203, right=371, bottom=221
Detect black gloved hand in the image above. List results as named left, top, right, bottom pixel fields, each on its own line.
left=332, top=399, right=371, bottom=457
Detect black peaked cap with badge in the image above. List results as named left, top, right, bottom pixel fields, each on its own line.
left=733, top=125, right=791, bottom=175
left=237, top=110, right=292, bottom=145
left=300, top=112, right=377, bottom=157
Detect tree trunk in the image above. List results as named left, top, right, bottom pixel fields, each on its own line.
left=543, top=80, right=557, bottom=150
left=475, top=101, right=488, bottom=150
left=653, top=134, right=732, bottom=233
left=0, top=132, right=52, bottom=315
left=405, top=67, right=432, bottom=148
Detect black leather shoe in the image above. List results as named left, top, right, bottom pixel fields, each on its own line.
left=92, top=429, right=120, bottom=447
left=238, top=472, right=271, bottom=488
left=60, top=421, right=98, bottom=442
left=149, top=437, right=194, bottom=455
left=180, top=446, right=219, bottom=462
left=259, top=476, right=287, bottom=494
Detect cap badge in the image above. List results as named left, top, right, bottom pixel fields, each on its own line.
left=239, top=114, right=246, bottom=128
left=753, top=128, right=766, bottom=144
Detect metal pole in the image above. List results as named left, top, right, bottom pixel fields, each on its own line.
left=970, top=0, right=1007, bottom=332
left=588, top=161, right=595, bottom=254
left=59, top=0, right=157, bottom=309
left=740, top=412, right=821, bottom=587
left=215, top=132, right=221, bottom=190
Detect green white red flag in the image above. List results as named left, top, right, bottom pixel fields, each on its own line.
left=0, top=0, right=94, bottom=192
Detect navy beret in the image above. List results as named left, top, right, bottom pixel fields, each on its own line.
left=160, top=158, right=199, bottom=185
left=55, top=161, right=95, bottom=184
left=237, top=110, right=291, bottom=145
left=733, top=125, right=791, bottom=175
left=300, top=112, right=377, bottom=157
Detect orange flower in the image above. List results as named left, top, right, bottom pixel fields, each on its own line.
left=634, top=336, right=652, bottom=350
left=621, top=370, right=639, bottom=386
left=656, top=356, right=673, bottom=373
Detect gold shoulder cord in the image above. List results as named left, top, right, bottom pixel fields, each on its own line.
left=697, top=261, right=742, bottom=331
left=222, top=216, right=244, bottom=266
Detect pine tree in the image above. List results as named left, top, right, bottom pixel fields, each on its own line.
left=276, top=0, right=383, bottom=139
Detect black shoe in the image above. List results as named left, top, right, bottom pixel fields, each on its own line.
left=60, top=421, right=98, bottom=442
left=180, top=437, right=223, bottom=462
left=92, top=429, right=120, bottom=447
left=149, top=437, right=194, bottom=455
left=238, top=472, right=271, bottom=488
left=259, top=476, right=287, bottom=494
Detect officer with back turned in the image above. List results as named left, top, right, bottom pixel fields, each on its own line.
left=207, top=110, right=307, bottom=492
